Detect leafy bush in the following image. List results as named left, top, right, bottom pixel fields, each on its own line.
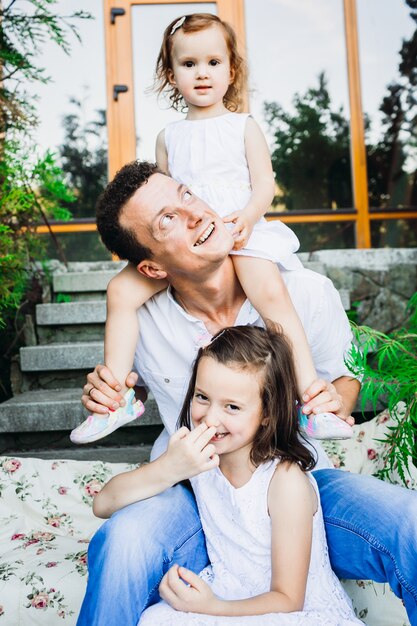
left=347, top=293, right=417, bottom=485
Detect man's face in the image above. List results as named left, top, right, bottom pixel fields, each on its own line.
left=120, top=173, right=234, bottom=278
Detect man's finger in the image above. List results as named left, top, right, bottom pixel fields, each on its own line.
left=95, top=364, right=123, bottom=392
left=302, top=378, right=329, bottom=402
left=81, top=395, right=109, bottom=414
left=85, top=387, right=122, bottom=411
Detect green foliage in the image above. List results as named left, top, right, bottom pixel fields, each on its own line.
left=0, top=0, right=91, bottom=134
left=0, top=141, right=75, bottom=327
left=346, top=293, right=417, bottom=485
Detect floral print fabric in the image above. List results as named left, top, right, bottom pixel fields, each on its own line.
left=0, top=408, right=414, bottom=625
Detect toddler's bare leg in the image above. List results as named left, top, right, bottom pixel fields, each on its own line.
left=232, top=256, right=353, bottom=440
left=70, top=264, right=166, bottom=444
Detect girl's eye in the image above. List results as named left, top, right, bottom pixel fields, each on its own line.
left=160, top=214, right=174, bottom=227
left=184, top=61, right=194, bottom=68
left=227, top=404, right=240, bottom=412
left=195, top=392, right=208, bottom=402
left=209, top=59, right=220, bottom=66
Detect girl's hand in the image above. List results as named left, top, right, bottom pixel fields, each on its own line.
left=163, top=424, right=220, bottom=483
left=223, top=210, right=256, bottom=250
left=159, top=565, right=220, bottom=614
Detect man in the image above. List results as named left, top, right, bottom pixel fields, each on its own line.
left=77, top=161, right=417, bottom=626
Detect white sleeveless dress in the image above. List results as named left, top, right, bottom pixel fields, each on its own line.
left=138, top=461, right=363, bottom=626
left=164, top=113, right=302, bottom=271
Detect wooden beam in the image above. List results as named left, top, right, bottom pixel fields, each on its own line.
left=343, top=0, right=371, bottom=248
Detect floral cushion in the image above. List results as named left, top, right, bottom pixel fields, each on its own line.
left=0, top=410, right=414, bottom=625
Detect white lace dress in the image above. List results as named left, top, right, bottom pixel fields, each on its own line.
left=164, top=113, right=302, bottom=271
left=138, top=460, right=363, bottom=625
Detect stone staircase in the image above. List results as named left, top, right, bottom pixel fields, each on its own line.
left=0, top=258, right=350, bottom=463
left=0, top=262, right=162, bottom=463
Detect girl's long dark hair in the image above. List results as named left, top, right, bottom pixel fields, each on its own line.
left=178, top=325, right=316, bottom=471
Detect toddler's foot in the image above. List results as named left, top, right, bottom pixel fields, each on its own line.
left=299, top=411, right=353, bottom=440
left=70, top=388, right=145, bottom=445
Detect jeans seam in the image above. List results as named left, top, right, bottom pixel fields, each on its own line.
left=144, top=525, right=204, bottom=608
left=325, top=516, right=417, bottom=601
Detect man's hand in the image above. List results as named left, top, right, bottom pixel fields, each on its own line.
left=223, top=209, right=256, bottom=250
left=82, top=365, right=139, bottom=414
left=301, top=379, right=355, bottom=426
left=159, top=565, right=219, bottom=614
left=162, top=424, right=219, bottom=484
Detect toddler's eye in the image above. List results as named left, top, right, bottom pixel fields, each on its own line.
left=227, top=404, right=240, bottom=412
left=209, top=59, right=220, bottom=66
left=184, top=61, right=194, bottom=68
left=160, top=214, right=174, bottom=227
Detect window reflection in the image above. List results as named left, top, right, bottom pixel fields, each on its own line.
left=245, top=0, right=351, bottom=212
left=358, top=0, right=417, bottom=210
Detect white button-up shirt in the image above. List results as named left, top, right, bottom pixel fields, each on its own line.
left=134, top=268, right=355, bottom=470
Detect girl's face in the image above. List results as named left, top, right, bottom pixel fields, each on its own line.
left=191, top=356, right=264, bottom=461
left=168, top=25, right=233, bottom=117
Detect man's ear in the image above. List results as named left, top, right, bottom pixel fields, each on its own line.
left=137, top=260, right=167, bottom=281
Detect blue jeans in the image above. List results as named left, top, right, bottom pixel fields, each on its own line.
left=76, top=470, right=417, bottom=626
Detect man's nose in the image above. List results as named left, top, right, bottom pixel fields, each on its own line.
left=185, top=205, right=204, bottom=228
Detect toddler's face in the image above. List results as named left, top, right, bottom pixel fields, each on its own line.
left=169, top=25, right=233, bottom=113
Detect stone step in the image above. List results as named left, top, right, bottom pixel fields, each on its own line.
left=53, top=269, right=121, bottom=295
left=1, top=444, right=152, bottom=464
left=52, top=260, right=327, bottom=298
left=0, top=389, right=162, bottom=432
left=36, top=301, right=106, bottom=326
left=20, top=342, right=104, bottom=372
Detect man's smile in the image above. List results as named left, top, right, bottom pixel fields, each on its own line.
left=194, top=222, right=215, bottom=246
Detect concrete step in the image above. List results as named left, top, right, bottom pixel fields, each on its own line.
left=1, top=444, right=152, bottom=464
left=20, top=342, right=104, bottom=372
left=53, top=269, right=122, bottom=295
left=36, top=301, right=106, bottom=326
left=0, top=389, right=162, bottom=432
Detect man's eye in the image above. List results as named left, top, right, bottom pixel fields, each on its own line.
left=160, top=214, right=174, bottom=227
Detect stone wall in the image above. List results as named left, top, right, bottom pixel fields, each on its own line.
left=298, top=248, right=417, bottom=333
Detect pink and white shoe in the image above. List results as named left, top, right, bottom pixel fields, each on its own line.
left=299, top=411, right=353, bottom=440
left=70, top=388, right=145, bottom=445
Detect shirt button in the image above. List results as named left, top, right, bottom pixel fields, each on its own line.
left=164, top=378, right=170, bottom=383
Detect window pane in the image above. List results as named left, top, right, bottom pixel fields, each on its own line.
left=358, top=0, right=417, bottom=210
left=269, top=219, right=356, bottom=252
left=41, top=232, right=112, bottom=263
left=371, top=219, right=417, bottom=248
left=245, top=0, right=352, bottom=211
left=132, top=3, right=217, bottom=161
